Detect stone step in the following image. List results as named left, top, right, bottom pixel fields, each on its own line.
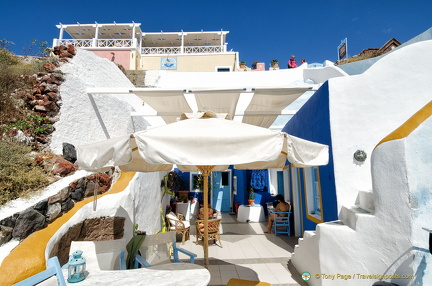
left=356, top=190, right=375, bottom=213
left=339, top=205, right=374, bottom=230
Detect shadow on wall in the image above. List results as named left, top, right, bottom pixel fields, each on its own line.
left=382, top=246, right=429, bottom=285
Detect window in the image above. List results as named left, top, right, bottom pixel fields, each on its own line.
left=190, top=173, right=203, bottom=192
left=303, top=167, right=323, bottom=223
left=215, top=66, right=231, bottom=72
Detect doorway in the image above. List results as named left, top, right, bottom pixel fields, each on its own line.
left=211, top=170, right=232, bottom=212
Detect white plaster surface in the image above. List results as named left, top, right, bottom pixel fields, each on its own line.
left=44, top=171, right=168, bottom=266
left=39, top=263, right=210, bottom=286
left=44, top=50, right=171, bottom=265
left=294, top=115, right=432, bottom=286
left=329, top=40, right=432, bottom=212
left=50, top=49, right=156, bottom=155
left=144, top=64, right=346, bottom=89
left=292, top=40, right=432, bottom=286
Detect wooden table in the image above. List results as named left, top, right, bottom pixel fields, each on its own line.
left=237, top=205, right=265, bottom=222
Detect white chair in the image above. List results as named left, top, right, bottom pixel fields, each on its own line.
left=166, top=212, right=191, bottom=244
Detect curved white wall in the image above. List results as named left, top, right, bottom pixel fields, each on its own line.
left=46, top=49, right=169, bottom=268
left=329, top=40, right=432, bottom=213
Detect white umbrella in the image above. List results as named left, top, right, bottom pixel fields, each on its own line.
left=76, top=111, right=329, bottom=267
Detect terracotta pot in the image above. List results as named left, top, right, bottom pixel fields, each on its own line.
left=178, top=190, right=189, bottom=201
left=248, top=199, right=255, bottom=206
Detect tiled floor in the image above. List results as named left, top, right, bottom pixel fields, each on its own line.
left=177, top=212, right=308, bottom=286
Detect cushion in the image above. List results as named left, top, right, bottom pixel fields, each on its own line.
left=166, top=212, right=179, bottom=221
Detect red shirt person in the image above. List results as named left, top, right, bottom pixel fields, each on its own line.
left=288, top=55, right=297, bottom=68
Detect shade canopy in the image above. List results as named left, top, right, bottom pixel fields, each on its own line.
left=87, top=87, right=311, bottom=129
left=76, top=111, right=328, bottom=172
left=75, top=110, right=328, bottom=268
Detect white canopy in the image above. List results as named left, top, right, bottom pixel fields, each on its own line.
left=76, top=111, right=328, bottom=172
left=76, top=111, right=328, bottom=268
left=87, top=87, right=311, bottom=128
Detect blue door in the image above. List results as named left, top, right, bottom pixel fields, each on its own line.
left=212, top=171, right=231, bottom=212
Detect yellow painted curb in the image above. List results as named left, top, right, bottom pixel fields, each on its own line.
left=0, top=171, right=136, bottom=285
left=376, top=101, right=432, bottom=148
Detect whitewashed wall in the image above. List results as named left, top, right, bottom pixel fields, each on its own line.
left=50, top=49, right=158, bottom=154
left=292, top=40, right=432, bottom=286
left=329, top=40, right=432, bottom=213
left=45, top=49, right=169, bottom=266
left=144, top=63, right=346, bottom=89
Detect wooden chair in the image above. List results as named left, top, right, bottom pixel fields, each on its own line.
left=273, top=211, right=291, bottom=236
left=119, top=232, right=197, bottom=269
left=195, top=218, right=223, bottom=247
left=13, top=256, right=66, bottom=286
left=166, top=212, right=190, bottom=244
left=198, top=207, right=218, bottom=219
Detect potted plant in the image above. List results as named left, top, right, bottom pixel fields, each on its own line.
left=248, top=187, right=256, bottom=206
left=251, top=62, right=258, bottom=70
left=239, top=61, right=246, bottom=69
left=270, top=59, right=279, bottom=69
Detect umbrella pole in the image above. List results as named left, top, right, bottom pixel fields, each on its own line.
left=198, top=165, right=214, bottom=269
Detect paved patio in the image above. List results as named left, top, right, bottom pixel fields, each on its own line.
left=176, top=211, right=309, bottom=286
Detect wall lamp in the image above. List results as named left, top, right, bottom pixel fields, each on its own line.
left=354, top=150, right=367, bottom=162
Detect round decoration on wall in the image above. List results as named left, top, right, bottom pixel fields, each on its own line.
left=353, top=150, right=367, bottom=162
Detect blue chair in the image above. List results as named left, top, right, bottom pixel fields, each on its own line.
left=273, top=211, right=291, bottom=236
left=119, top=231, right=197, bottom=269
left=13, top=256, right=66, bottom=286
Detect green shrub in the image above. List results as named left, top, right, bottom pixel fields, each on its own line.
left=0, top=140, right=49, bottom=205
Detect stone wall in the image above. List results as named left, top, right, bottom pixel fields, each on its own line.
left=49, top=216, right=125, bottom=265
left=0, top=168, right=115, bottom=246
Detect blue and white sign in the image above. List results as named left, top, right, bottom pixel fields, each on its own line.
left=161, top=57, right=177, bottom=70
left=337, top=38, right=348, bottom=60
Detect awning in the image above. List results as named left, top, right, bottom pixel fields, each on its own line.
left=87, top=87, right=311, bottom=128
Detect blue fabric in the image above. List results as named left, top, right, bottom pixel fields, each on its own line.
left=250, top=169, right=267, bottom=190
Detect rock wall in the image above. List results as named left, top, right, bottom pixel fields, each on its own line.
left=49, top=216, right=125, bottom=265
left=0, top=168, right=114, bottom=246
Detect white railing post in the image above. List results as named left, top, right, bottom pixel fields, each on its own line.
left=180, top=32, right=185, bottom=54
left=95, top=23, right=99, bottom=47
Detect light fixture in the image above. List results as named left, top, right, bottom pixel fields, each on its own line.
left=353, top=150, right=367, bottom=162
left=67, top=250, right=86, bottom=283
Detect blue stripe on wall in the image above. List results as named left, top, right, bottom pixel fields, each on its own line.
left=282, top=81, right=338, bottom=231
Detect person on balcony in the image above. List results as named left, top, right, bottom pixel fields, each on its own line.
left=287, top=55, right=298, bottom=69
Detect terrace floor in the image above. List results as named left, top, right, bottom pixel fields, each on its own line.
left=176, top=211, right=309, bottom=286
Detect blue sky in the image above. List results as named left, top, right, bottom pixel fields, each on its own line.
left=1, top=0, right=431, bottom=67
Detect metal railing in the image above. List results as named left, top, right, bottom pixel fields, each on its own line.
left=141, top=45, right=224, bottom=55
left=55, top=39, right=226, bottom=55
left=184, top=46, right=223, bottom=54
left=141, top=47, right=181, bottom=55
left=97, top=39, right=133, bottom=47
left=57, top=39, right=93, bottom=48
left=56, top=39, right=136, bottom=48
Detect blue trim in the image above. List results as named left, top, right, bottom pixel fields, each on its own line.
left=282, top=81, right=338, bottom=231
left=13, top=257, right=66, bottom=286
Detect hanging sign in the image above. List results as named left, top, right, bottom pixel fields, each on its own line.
left=338, top=38, right=348, bottom=60
left=161, top=57, right=177, bottom=70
